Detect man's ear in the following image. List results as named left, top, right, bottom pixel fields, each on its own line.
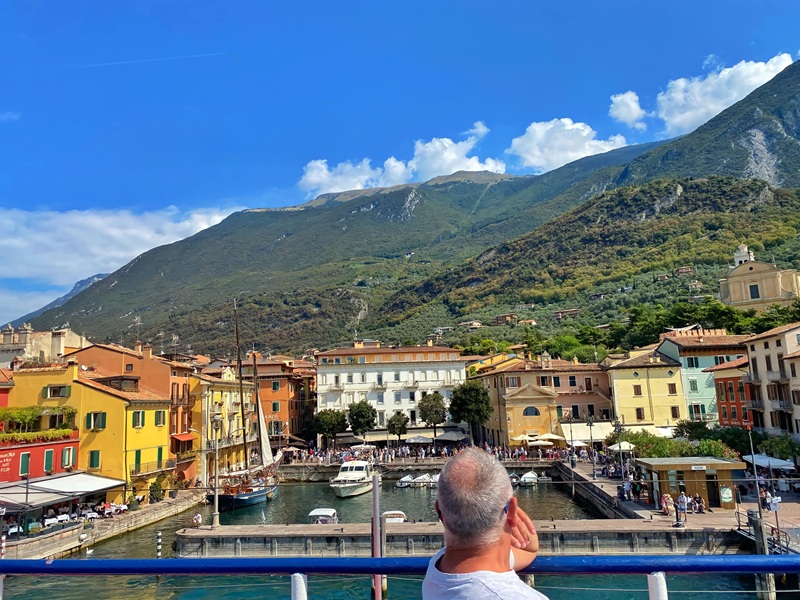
left=506, top=496, right=519, bottom=526
left=435, top=499, right=443, bottom=523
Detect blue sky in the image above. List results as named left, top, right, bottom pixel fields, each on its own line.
left=1, top=1, right=799, bottom=325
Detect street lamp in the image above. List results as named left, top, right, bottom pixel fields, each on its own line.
left=567, top=414, right=575, bottom=496
left=587, top=415, right=596, bottom=480
left=210, top=414, right=223, bottom=529
left=614, top=417, right=624, bottom=479
left=747, top=425, right=763, bottom=520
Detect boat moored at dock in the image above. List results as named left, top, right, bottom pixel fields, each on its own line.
left=329, top=461, right=378, bottom=498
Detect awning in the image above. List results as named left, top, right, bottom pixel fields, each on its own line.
left=742, top=454, right=796, bottom=470
left=171, top=433, right=195, bottom=442
left=0, top=487, right=71, bottom=510
left=29, top=473, right=126, bottom=495
left=0, top=472, right=127, bottom=512
left=435, top=431, right=468, bottom=442
left=558, top=422, right=614, bottom=442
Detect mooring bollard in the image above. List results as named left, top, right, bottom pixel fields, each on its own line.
left=156, top=531, right=162, bottom=559
left=647, top=571, right=668, bottom=600
left=290, top=573, right=308, bottom=600
left=1, top=533, right=6, bottom=560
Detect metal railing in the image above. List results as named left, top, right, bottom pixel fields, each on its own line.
left=743, top=373, right=762, bottom=383
left=750, top=398, right=765, bottom=409
left=1, top=555, right=800, bottom=599
left=129, top=458, right=176, bottom=477
left=767, top=370, right=789, bottom=382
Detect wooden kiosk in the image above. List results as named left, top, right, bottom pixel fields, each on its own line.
left=635, top=457, right=745, bottom=510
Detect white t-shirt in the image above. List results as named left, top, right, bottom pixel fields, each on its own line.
left=422, top=547, right=549, bottom=599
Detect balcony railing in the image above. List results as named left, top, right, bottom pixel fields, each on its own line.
left=750, top=398, right=765, bottom=410
left=175, top=450, right=196, bottom=464
left=405, top=380, right=419, bottom=388
left=767, top=370, right=789, bottom=382
left=1, top=555, right=800, bottom=599
left=129, top=458, right=176, bottom=477
left=690, top=413, right=716, bottom=422
left=743, top=373, right=762, bottom=384
left=776, top=399, right=793, bottom=411
left=204, top=433, right=258, bottom=451
left=372, top=382, right=387, bottom=390
left=329, top=383, right=344, bottom=391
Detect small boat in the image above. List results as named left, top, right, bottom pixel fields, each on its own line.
left=411, top=473, right=432, bottom=488
left=519, top=471, right=539, bottom=487
left=330, top=460, right=379, bottom=498
left=381, top=510, right=408, bottom=523
left=308, top=508, right=339, bottom=524
left=509, top=473, right=520, bottom=487
left=396, top=475, right=414, bottom=488
left=428, top=473, right=440, bottom=488
left=537, top=472, right=553, bottom=483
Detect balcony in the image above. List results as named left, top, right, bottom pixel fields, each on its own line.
left=204, top=433, right=258, bottom=450
left=372, top=381, right=387, bottom=390
left=405, top=380, right=419, bottom=389
left=690, top=413, right=716, bottom=422
left=767, top=370, right=789, bottom=382
left=329, top=383, right=344, bottom=391
left=775, top=399, right=793, bottom=411
left=750, top=398, right=765, bottom=410
left=742, top=373, right=761, bottom=384
left=175, top=450, right=196, bottom=464
left=129, top=458, right=176, bottom=477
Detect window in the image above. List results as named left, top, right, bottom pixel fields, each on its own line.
left=569, top=375, right=577, bottom=387
left=731, top=406, right=738, bottom=421
left=172, top=370, right=177, bottom=377
left=394, top=372, right=401, bottom=382
left=61, top=447, right=74, bottom=468
left=132, top=410, right=145, bottom=428
left=765, top=356, right=773, bottom=371
left=727, top=382, right=735, bottom=401
left=553, top=376, right=561, bottom=387
left=394, top=392, right=402, bottom=404
left=359, top=356, right=366, bottom=363
left=791, top=363, right=797, bottom=378
left=668, top=383, right=677, bottom=395
left=272, top=401, right=280, bottom=412
left=85, top=412, right=107, bottom=430
left=751, top=358, right=759, bottom=374
left=346, top=373, right=353, bottom=384
left=556, top=405, right=563, bottom=419
left=272, top=381, right=280, bottom=391
left=89, top=450, right=101, bottom=469
left=750, top=344, right=756, bottom=352
left=377, top=392, right=384, bottom=404
left=507, top=376, right=519, bottom=388
left=20, top=452, right=30, bottom=476
left=523, top=406, right=541, bottom=416
left=635, top=407, right=645, bottom=420
left=334, top=357, right=341, bottom=364
left=125, top=363, right=133, bottom=372
left=738, top=380, right=745, bottom=401
left=361, top=373, right=367, bottom=383
left=793, top=390, right=800, bottom=405
left=764, top=341, right=770, bottom=350
left=321, top=358, right=328, bottom=364
left=43, top=385, right=71, bottom=399
left=742, top=407, right=748, bottom=421
left=686, top=357, right=699, bottom=368
left=378, top=411, right=385, bottom=426
left=409, top=392, right=416, bottom=403
left=571, top=405, right=579, bottom=418
left=721, top=406, right=728, bottom=420
left=633, top=384, right=642, bottom=396
left=716, top=382, right=725, bottom=399
left=671, top=406, right=680, bottom=419
left=749, top=284, right=760, bottom=299
left=44, top=449, right=54, bottom=472
left=155, top=410, right=166, bottom=426
left=714, top=356, right=725, bottom=365
left=539, top=376, right=550, bottom=387
left=689, top=379, right=699, bottom=392
left=587, top=404, right=595, bottom=416
left=777, top=339, right=782, bottom=348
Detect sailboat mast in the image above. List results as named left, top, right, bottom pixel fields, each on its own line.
left=252, top=351, right=261, bottom=462
left=234, top=299, right=249, bottom=471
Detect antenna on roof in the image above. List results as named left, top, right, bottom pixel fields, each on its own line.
left=171, top=334, right=180, bottom=351
left=130, top=316, right=143, bottom=340
left=156, top=331, right=164, bottom=355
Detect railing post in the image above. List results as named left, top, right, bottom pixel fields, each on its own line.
left=290, top=573, right=308, bottom=600
left=156, top=531, right=162, bottom=559
left=647, top=571, right=668, bottom=599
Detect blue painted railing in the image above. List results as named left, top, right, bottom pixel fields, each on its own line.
left=1, top=555, right=800, bottom=576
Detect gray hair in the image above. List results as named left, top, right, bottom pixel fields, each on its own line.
left=437, top=447, right=512, bottom=547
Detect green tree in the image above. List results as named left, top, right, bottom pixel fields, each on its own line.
left=312, top=409, right=348, bottom=450
left=387, top=412, right=409, bottom=447
left=418, top=392, right=447, bottom=450
left=672, top=419, right=711, bottom=440
left=449, top=380, right=492, bottom=444
left=708, top=426, right=767, bottom=456
left=347, top=400, right=377, bottom=441
left=758, top=434, right=800, bottom=460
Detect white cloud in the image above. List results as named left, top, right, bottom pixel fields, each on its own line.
left=0, top=112, right=20, bottom=122
left=297, top=121, right=505, bottom=197
left=656, top=53, right=793, bottom=135
left=506, top=118, right=627, bottom=173
left=609, top=91, right=647, bottom=131
left=0, top=206, right=238, bottom=324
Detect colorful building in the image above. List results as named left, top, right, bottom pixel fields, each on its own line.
left=0, top=324, right=89, bottom=369
left=719, top=244, right=800, bottom=312
left=9, top=362, right=171, bottom=503
left=657, top=328, right=749, bottom=423
left=600, top=348, right=684, bottom=429
left=0, top=369, right=12, bottom=407
left=704, top=357, right=753, bottom=428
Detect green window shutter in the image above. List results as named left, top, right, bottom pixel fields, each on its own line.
left=132, top=412, right=138, bottom=428
left=44, top=450, right=53, bottom=472
left=157, top=446, right=163, bottom=464
left=89, top=450, right=100, bottom=469
left=61, top=448, right=69, bottom=468
left=42, top=387, right=49, bottom=399
left=99, top=413, right=107, bottom=429
left=141, top=411, right=145, bottom=427
left=20, top=453, right=30, bottom=476
left=64, top=385, right=71, bottom=398
left=134, top=449, right=141, bottom=468
left=85, top=413, right=92, bottom=430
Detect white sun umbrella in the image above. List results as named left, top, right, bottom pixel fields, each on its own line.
left=608, top=441, right=636, bottom=452
left=511, top=434, right=531, bottom=442
left=528, top=440, right=554, bottom=447
left=537, top=433, right=565, bottom=441
left=570, top=440, right=589, bottom=447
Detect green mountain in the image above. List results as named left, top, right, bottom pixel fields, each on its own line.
left=28, top=61, right=800, bottom=354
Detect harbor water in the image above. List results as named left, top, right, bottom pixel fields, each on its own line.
left=2, top=481, right=757, bottom=598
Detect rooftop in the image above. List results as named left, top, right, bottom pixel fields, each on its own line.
left=745, top=322, right=800, bottom=343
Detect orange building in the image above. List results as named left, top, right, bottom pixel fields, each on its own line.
left=0, top=369, right=12, bottom=407
left=63, top=342, right=197, bottom=480
left=243, top=353, right=317, bottom=447
left=705, top=357, right=754, bottom=428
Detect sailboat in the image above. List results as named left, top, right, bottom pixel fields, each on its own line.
left=208, top=301, right=283, bottom=511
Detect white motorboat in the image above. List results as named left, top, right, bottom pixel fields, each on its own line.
left=381, top=510, right=408, bottom=523
left=308, top=508, right=339, bottom=524
left=411, top=473, right=432, bottom=487
left=509, top=473, right=520, bottom=487
left=396, top=475, right=414, bottom=488
left=428, top=473, right=440, bottom=488
left=537, top=472, right=553, bottom=483
left=329, top=460, right=379, bottom=498
left=519, top=471, right=539, bottom=487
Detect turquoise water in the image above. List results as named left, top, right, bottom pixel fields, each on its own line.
left=1, top=482, right=759, bottom=598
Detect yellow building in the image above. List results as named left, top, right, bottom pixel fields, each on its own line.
left=10, top=362, right=172, bottom=503
left=190, top=367, right=256, bottom=485
left=719, top=244, right=800, bottom=311
left=600, top=349, right=685, bottom=429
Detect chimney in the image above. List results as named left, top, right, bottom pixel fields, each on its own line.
left=18, top=323, right=32, bottom=345
left=2, top=324, right=13, bottom=345
left=134, top=341, right=143, bottom=353
left=142, top=343, right=153, bottom=359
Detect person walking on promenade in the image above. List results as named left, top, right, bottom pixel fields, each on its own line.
left=422, top=447, right=547, bottom=599
left=677, top=492, right=688, bottom=523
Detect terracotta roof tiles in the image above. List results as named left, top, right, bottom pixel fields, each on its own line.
left=744, top=322, right=800, bottom=343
